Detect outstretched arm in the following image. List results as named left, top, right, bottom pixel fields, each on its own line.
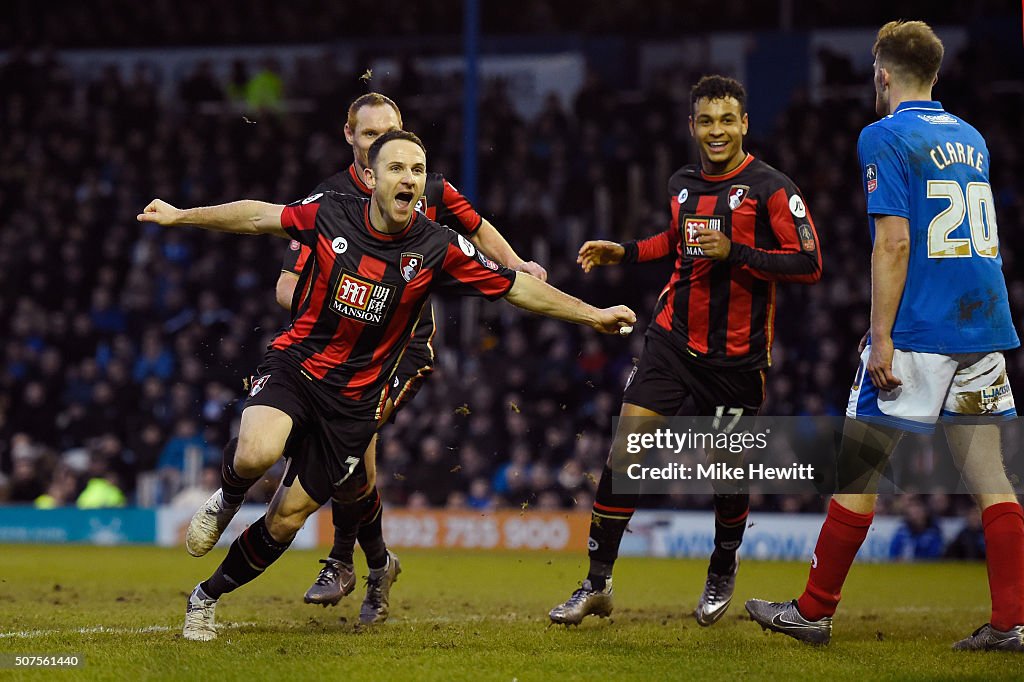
left=138, top=199, right=288, bottom=238
left=504, top=271, right=636, bottom=335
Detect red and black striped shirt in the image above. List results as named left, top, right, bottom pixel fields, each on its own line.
left=622, top=155, right=822, bottom=370
left=272, top=191, right=514, bottom=418
left=281, top=164, right=485, bottom=363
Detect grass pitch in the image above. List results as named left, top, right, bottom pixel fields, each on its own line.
left=1, top=546, right=1022, bottom=680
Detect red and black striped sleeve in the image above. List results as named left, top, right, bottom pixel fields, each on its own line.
left=434, top=230, right=516, bottom=300
left=435, top=178, right=484, bottom=235
left=728, top=184, right=822, bottom=283
left=279, top=195, right=322, bottom=246
left=621, top=195, right=682, bottom=263
left=621, top=227, right=681, bottom=263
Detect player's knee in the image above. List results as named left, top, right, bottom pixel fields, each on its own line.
left=234, top=431, right=284, bottom=477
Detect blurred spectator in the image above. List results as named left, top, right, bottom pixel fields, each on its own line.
left=244, top=58, right=285, bottom=113
left=466, top=478, right=494, bottom=510
left=156, top=418, right=210, bottom=498
left=445, top=490, right=468, bottom=510
left=407, top=436, right=455, bottom=507
left=76, top=456, right=127, bottom=508
left=945, top=507, right=986, bottom=560
left=889, top=498, right=944, bottom=561
left=179, top=60, right=224, bottom=110
left=34, top=468, right=79, bottom=508
left=171, top=466, right=221, bottom=509
left=133, top=330, right=175, bottom=382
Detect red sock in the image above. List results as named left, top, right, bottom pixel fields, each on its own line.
left=982, top=502, right=1024, bottom=630
left=797, top=498, right=873, bottom=621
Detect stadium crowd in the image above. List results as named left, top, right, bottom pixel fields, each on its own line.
left=3, top=2, right=1006, bottom=47
left=0, top=34, right=1021, bottom=541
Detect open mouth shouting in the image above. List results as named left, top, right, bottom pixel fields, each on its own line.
left=395, top=190, right=415, bottom=212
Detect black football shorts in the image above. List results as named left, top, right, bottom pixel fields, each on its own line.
left=244, top=351, right=377, bottom=505
left=622, top=331, right=764, bottom=417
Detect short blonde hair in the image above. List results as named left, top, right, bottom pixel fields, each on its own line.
left=346, top=93, right=402, bottom=131
left=873, top=21, right=944, bottom=86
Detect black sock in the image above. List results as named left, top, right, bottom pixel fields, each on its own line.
left=356, top=488, right=388, bottom=570
left=328, top=497, right=360, bottom=565
left=710, top=494, right=749, bottom=574
left=587, top=463, right=638, bottom=589
left=201, top=515, right=291, bottom=599
left=220, top=438, right=258, bottom=506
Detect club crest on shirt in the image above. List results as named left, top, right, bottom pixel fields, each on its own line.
left=866, top=164, right=878, bottom=193
left=400, top=252, right=424, bottom=282
left=249, top=375, right=271, bottom=397
left=331, top=270, right=395, bottom=325
left=727, top=184, right=750, bottom=210
left=683, top=214, right=723, bottom=258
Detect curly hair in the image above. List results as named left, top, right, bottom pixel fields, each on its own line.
left=690, top=75, right=747, bottom=115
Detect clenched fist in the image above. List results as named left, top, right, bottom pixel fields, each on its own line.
left=592, top=305, right=637, bottom=335
left=137, top=199, right=183, bottom=226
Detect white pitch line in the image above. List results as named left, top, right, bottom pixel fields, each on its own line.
left=0, top=608, right=970, bottom=639
left=0, top=614, right=536, bottom=639
left=0, top=622, right=258, bottom=640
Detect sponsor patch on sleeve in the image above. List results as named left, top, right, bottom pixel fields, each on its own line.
left=788, top=194, right=806, bottom=218
left=865, top=163, right=877, bottom=193
left=798, top=224, right=816, bottom=252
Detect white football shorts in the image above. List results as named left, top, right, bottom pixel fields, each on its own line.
left=846, top=348, right=1016, bottom=433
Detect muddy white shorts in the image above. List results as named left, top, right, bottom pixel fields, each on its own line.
left=846, top=348, right=1015, bottom=433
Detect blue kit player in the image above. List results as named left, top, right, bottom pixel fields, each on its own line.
left=746, top=20, right=1024, bottom=651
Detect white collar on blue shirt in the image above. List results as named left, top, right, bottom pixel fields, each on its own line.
left=893, top=100, right=943, bottom=115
